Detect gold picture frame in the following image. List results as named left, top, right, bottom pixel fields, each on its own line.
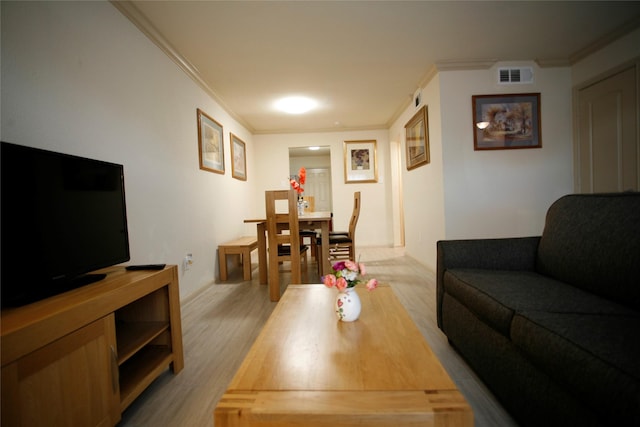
left=230, top=133, right=247, bottom=181
left=405, top=105, right=430, bottom=170
left=197, top=108, right=224, bottom=174
left=343, top=140, right=378, bottom=183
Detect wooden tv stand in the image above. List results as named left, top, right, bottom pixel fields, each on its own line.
left=1, top=265, right=184, bottom=427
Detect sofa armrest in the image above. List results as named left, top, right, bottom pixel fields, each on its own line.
left=436, top=236, right=540, bottom=329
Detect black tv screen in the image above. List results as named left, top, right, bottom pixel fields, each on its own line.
left=1, top=142, right=130, bottom=307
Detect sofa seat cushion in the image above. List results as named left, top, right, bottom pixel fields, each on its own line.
left=511, top=311, right=640, bottom=424
left=443, top=269, right=636, bottom=337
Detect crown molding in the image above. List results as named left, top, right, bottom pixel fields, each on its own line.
left=385, top=96, right=413, bottom=129
left=569, top=15, right=640, bottom=64
left=435, top=60, right=497, bottom=71
left=109, top=1, right=255, bottom=133
left=417, top=64, right=439, bottom=88
left=252, top=124, right=389, bottom=136
left=535, top=58, right=570, bottom=68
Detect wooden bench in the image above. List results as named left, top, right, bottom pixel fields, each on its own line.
left=218, top=236, right=258, bottom=281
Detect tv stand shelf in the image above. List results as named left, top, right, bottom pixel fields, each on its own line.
left=1, top=265, right=184, bottom=427
left=116, top=320, right=169, bottom=364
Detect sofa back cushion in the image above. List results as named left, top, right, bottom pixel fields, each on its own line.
left=536, top=192, right=640, bottom=311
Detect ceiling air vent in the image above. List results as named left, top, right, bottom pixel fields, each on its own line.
left=498, top=67, right=533, bottom=84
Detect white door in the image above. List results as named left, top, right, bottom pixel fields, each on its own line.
left=305, top=168, right=332, bottom=212
left=576, top=63, right=638, bottom=192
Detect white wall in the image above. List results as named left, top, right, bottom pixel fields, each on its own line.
left=390, top=62, right=575, bottom=271
left=251, top=131, right=394, bottom=248
left=440, top=62, right=574, bottom=240
left=1, top=1, right=254, bottom=299
left=389, top=75, right=446, bottom=271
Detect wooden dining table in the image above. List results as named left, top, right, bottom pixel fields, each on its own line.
left=245, top=211, right=332, bottom=288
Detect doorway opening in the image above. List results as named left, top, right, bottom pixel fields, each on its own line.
left=288, top=146, right=333, bottom=212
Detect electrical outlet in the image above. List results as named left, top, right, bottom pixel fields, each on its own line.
left=183, top=253, right=193, bottom=271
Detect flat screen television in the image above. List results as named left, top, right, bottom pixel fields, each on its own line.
left=1, top=141, right=130, bottom=307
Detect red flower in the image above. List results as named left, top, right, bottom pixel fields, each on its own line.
left=290, top=167, right=306, bottom=193
left=298, top=167, right=306, bottom=185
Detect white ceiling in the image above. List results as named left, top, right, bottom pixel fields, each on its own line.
left=118, top=1, right=640, bottom=134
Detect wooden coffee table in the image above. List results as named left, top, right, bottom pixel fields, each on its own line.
left=214, top=284, right=473, bottom=426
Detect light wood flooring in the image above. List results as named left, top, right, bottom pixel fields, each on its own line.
left=119, top=246, right=519, bottom=426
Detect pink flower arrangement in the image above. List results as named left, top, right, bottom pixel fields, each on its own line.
left=322, top=260, right=378, bottom=292
left=290, top=167, right=306, bottom=194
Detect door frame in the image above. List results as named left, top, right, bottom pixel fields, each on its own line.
left=572, top=57, right=640, bottom=192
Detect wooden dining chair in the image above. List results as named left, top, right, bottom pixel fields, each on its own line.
left=301, top=195, right=315, bottom=212
left=265, top=189, right=308, bottom=301
left=299, top=195, right=318, bottom=259
left=317, top=191, right=361, bottom=264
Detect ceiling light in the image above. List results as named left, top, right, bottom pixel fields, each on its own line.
left=309, top=146, right=320, bottom=151
left=476, top=121, right=490, bottom=129
left=274, top=96, right=317, bottom=114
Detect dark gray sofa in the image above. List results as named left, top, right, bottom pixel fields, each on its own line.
left=436, top=192, right=640, bottom=426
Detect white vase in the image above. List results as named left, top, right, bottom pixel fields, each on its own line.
left=335, top=288, right=361, bottom=322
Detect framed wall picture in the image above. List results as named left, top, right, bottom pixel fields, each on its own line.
left=343, top=140, right=378, bottom=183
left=197, top=108, right=224, bottom=174
left=405, top=105, right=429, bottom=170
left=472, top=93, right=541, bottom=150
left=230, top=133, right=247, bottom=181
